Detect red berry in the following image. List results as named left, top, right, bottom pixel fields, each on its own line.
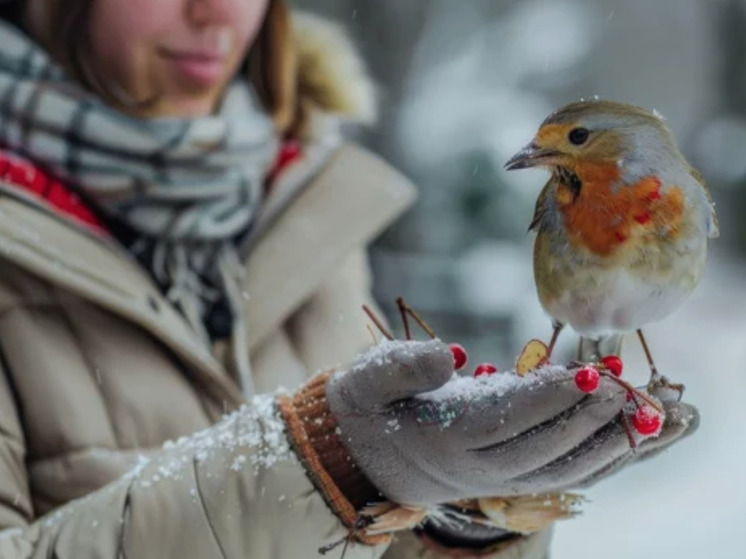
left=574, top=366, right=600, bottom=393
left=449, top=343, right=468, bottom=370
left=474, top=363, right=498, bottom=377
left=600, top=355, right=623, bottom=377
left=631, top=405, right=661, bottom=435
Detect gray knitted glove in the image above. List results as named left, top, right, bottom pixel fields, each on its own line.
left=326, top=339, right=697, bottom=507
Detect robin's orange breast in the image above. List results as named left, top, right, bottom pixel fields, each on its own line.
left=557, top=163, right=686, bottom=257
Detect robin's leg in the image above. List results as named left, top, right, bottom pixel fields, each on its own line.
left=636, top=329, right=659, bottom=379
left=637, top=329, right=684, bottom=398
left=547, top=320, right=565, bottom=360
left=573, top=336, right=601, bottom=364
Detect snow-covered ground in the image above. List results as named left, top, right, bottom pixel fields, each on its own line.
left=551, top=250, right=746, bottom=558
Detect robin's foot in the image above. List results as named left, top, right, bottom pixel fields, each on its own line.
left=647, top=373, right=685, bottom=401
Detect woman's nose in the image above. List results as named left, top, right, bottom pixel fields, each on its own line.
left=187, top=0, right=242, bottom=26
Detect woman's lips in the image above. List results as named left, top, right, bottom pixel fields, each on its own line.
left=160, top=49, right=227, bottom=87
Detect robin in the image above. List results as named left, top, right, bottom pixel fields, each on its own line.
left=505, top=99, right=718, bottom=388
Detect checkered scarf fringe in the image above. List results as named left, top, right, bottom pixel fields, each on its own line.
left=0, top=21, right=280, bottom=395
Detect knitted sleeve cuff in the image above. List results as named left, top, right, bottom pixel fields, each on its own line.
left=277, top=371, right=389, bottom=546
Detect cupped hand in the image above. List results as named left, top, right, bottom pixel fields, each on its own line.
left=327, top=339, right=697, bottom=507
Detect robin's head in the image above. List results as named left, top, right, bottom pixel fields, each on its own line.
left=505, top=99, right=685, bottom=182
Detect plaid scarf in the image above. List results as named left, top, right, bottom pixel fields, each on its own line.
left=0, top=21, right=280, bottom=394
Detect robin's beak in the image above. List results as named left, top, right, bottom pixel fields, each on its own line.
left=504, top=142, right=562, bottom=170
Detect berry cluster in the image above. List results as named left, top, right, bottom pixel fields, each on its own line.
left=574, top=355, right=661, bottom=436
left=448, top=343, right=499, bottom=378
left=364, top=299, right=663, bottom=448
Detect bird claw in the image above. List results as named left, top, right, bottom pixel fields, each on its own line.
left=647, top=374, right=685, bottom=402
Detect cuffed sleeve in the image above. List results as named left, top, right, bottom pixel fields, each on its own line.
left=277, top=371, right=388, bottom=546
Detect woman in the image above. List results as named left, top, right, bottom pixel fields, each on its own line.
left=0, top=1, right=698, bottom=558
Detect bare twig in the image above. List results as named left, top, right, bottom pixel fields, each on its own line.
left=365, top=324, right=379, bottom=346
left=402, top=304, right=436, bottom=339
left=319, top=537, right=347, bottom=555
left=318, top=516, right=374, bottom=558
left=621, top=412, right=638, bottom=451
left=362, top=304, right=394, bottom=341
left=396, top=297, right=412, bottom=340
left=598, top=371, right=662, bottom=413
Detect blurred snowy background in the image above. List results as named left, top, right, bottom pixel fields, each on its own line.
left=298, top=0, right=746, bottom=557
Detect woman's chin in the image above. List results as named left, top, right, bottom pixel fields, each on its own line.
left=143, top=92, right=224, bottom=119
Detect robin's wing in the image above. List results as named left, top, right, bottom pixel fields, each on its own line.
left=689, top=165, right=719, bottom=239
left=528, top=177, right=554, bottom=232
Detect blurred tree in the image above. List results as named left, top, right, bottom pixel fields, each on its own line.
left=714, top=0, right=746, bottom=254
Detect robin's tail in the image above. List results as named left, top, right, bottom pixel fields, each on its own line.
left=577, top=334, right=625, bottom=362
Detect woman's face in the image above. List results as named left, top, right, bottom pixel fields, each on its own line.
left=43, top=0, right=269, bottom=118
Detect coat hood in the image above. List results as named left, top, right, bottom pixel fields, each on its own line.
left=291, top=12, right=377, bottom=138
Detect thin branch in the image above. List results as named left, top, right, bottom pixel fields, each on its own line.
left=396, top=297, right=412, bottom=340
left=366, top=324, right=379, bottom=345
left=599, top=371, right=662, bottom=413
left=362, top=304, right=394, bottom=341
left=402, top=304, right=436, bottom=339
left=621, top=412, right=638, bottom=451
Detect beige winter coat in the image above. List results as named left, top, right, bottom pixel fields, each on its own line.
left=0, top=13, right=552, bottom=559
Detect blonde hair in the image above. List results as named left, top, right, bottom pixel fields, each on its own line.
left=247, top=0, right=298, bottom=134
left=35, top=0, right=300, bottom=135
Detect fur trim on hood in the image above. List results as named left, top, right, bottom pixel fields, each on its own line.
left=291, top=12, right=377, bottom=138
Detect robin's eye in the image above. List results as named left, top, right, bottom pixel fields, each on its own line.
left=568, top=127, right=590, bottom=145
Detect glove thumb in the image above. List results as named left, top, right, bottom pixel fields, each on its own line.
left=329, top=339, right=453, bottom=410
